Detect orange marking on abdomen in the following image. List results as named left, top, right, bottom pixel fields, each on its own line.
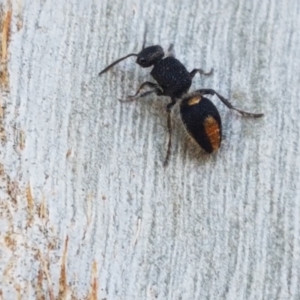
left=187, top=95, right=202, bottom=106
left=203, top=116, right=221, bottom=151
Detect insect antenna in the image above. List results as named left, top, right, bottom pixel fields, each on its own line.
left=99, top=53, right=138, bottom=76
left=142, top=23, right=148, bottom=49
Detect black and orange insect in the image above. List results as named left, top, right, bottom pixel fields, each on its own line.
left=99, top=35, right=264, bottom=166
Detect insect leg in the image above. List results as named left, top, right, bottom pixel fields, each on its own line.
left=195, top=89, right=264, bottom=118
left=163, top=98, right=177, bottom=167
left=190, top=68, right=214, bottom=78
left=167, top=44, right=175, bottom=57
left=119, top=82, right=162, bottom=102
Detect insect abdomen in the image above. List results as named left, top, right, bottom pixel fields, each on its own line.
left=180, top=95, right=222, bottom=153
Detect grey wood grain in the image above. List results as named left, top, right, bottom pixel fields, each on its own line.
left=1, top=0, right=300, bottom=299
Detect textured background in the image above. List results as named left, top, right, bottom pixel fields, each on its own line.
left=1, top=0, right=300, bottom=299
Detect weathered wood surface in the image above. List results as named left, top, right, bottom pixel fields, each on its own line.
left=1, top=0, right=300, bottom=299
